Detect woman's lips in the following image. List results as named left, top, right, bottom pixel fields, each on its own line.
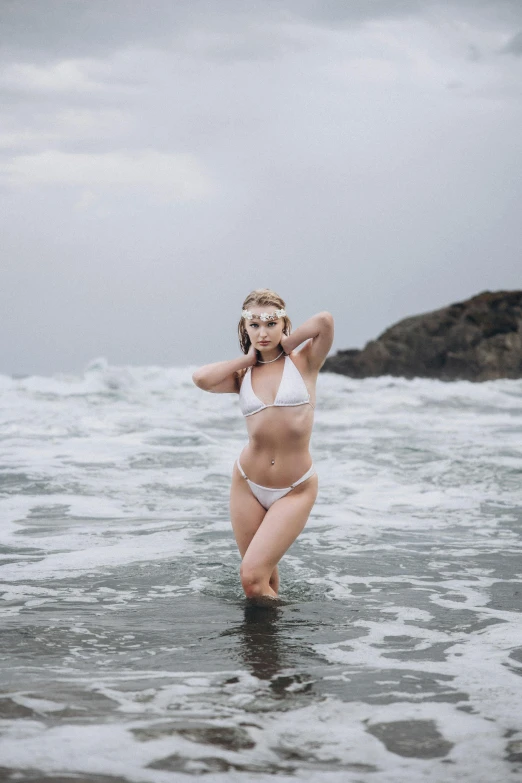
left=259, top=342, right=270, bottom=345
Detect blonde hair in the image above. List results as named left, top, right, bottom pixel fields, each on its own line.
left=237, top=288, right=292, bottom=354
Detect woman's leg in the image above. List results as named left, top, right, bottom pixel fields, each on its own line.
left=229, top=463, right=279, bottom=596
left=240, top=474, right=318, bottom=600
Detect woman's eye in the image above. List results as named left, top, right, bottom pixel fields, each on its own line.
left=268, top=322, right=276, bottom=326
left=250, top=323, right=258, bottom=328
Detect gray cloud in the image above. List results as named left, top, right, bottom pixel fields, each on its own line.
left=3, top=0, right=522, bottom=61
left=0, top=0, right=521, bottom=375
left=502, top=30, right=522, bottom=55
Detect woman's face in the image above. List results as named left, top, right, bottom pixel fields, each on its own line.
left=243, top=305, right=285, bottom=350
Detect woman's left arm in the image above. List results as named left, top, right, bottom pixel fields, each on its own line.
left=281, top=311, right=334, bottom=372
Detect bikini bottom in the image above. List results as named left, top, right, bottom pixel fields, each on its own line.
left=236, top=459, right=316, bottom=511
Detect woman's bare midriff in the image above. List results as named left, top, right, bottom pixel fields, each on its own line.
left=239, top=404, right=315, bottom=488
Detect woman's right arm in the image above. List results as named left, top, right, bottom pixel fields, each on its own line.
left=192, top=346, right=256, bottom=393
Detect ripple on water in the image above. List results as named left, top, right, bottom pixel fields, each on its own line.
left=0, top=368, right=521, bottom=782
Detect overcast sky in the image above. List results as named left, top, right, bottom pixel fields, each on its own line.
left=1, top=0, right=521, bottom=375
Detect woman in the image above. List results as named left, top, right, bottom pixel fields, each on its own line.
left=192, top=289, right=334, bottom=603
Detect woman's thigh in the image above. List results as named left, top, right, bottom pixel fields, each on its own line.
left=229, top=462, right=266, bottom=558
left=242, top=474, right=318, bottom=572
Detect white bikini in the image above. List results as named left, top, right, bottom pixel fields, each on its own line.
left=237, top=355, right=316, bottom=510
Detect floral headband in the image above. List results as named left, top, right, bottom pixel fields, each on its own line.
left=242, top=308, right=286, bottom=321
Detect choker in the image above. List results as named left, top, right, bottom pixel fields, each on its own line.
left=257, top=350, right=285, bottom=364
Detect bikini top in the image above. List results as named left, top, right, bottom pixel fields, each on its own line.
left=239, top=355, right=314, bottom=418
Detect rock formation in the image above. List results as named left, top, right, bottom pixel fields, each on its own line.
left=321, top=290, right=522, bottom=381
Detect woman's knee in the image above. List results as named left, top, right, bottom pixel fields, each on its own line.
left=240, top=561, right=270, bottom=597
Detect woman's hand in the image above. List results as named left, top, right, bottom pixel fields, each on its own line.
left=246, top=343, right=258, bottom=366
left=279, top=312, right=334, bottom=370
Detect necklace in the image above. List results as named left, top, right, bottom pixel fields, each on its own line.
left=257, top=350, right=285, bottom=365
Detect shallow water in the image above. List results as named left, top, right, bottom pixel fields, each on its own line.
left=0, top=358, right=521, bottom=782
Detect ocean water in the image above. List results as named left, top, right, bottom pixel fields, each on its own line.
left=0, top=357, right=521, bottom=783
